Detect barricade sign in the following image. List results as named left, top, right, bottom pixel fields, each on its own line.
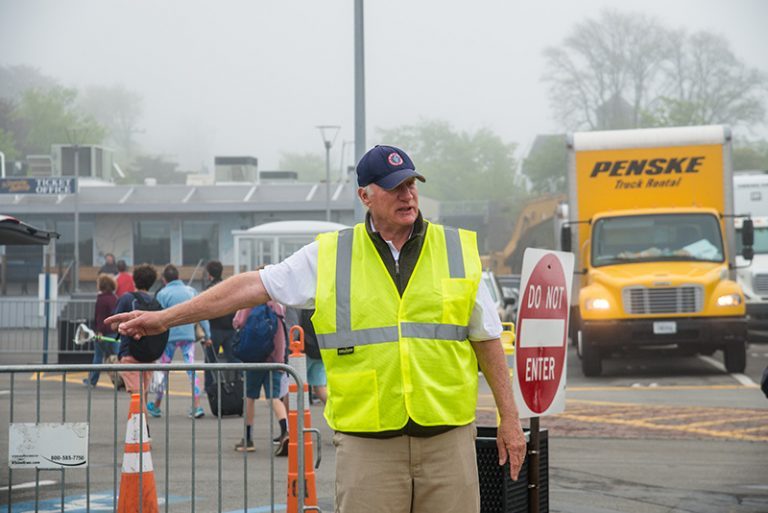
left=9, top=423, right=89, bottom=469
left=513, top=248, right=574, bottom=418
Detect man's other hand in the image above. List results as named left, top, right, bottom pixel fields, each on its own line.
left=497, top=416, right=527, bottom=480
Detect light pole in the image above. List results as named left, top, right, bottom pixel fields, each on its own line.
left=316, top=125, right=340, bottom=222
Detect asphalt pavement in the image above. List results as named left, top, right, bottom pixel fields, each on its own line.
left=1, top=342, right=767, bottom=513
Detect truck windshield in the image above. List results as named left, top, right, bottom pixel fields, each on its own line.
left=736, top=226, right=768, bottom=255
left=592, top=214, right=724, bottom=267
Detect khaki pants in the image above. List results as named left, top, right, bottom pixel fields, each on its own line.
left=333, top=423, right=479, bottom=513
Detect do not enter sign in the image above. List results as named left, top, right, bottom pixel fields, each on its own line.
left=513, top=248, right=574, bottom=418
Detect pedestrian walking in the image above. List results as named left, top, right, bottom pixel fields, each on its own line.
left=98, top=253, right=118, bottom=275
left=204, top=260, right=237, bottom=362
left=147, top=264, right=212, bottom=419
left=232, top=297, right=289, bottom=454
left=108, top=144, right=526, bottom=513
left=115, top=260, right=136, bottom=297
left=115, top=264, right=160, bottom=401
left=84, top=273, right=118, bottom=387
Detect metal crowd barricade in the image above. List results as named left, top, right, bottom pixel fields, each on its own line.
left=0, top=362, right=310, bottom=513
left=0, top=297, right=97, bottom=363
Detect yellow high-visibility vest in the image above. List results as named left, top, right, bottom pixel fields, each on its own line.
left=312, top=222, right=482, bottom=432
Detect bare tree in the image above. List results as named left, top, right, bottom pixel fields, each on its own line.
left=543, top=10, right=767, bottom=132
left=543, top=10, right=671, bottom=131
left=649, top=31, right=768, bottom=128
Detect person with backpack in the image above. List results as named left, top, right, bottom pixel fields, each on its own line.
left=148, top=264, right=212, bottom=419
left=232, top=299, right=289, bottom=454
left=114, top=264, right=161, bottom=401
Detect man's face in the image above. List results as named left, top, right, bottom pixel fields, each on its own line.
left=360, top=178, right=419, bottom=229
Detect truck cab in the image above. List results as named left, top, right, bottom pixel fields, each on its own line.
left=576, top=207, right=747, bottom=375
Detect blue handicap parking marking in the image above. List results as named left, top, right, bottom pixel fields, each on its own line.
left=10, top=490, right=189, bottom=512
left=225, top=506, right=286, bottom=513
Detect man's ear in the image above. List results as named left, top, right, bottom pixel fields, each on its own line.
left=357, top=187, right=370, bottom=207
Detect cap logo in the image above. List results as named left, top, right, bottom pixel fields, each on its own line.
left=387, top=152, right=404, bottom=167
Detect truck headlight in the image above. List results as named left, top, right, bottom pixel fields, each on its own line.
left=585, top=298, right=610, bottom=310
left=716, top=293, right=742, bottom=307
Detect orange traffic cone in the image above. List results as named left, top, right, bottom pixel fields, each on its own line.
left=118, top=393, right=159, bottom=513
left=286, top=326, right=318, bottom=513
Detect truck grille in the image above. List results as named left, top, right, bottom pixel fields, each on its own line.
left=755, top=274, right=768, bottom=295
left=622, top=286, right=703, bottom=315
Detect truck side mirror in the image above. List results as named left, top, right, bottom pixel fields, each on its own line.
left=560, top=226, right=572, bottom=252
left=742, top=246, right=754, bottom=261
left=742, top=218, right=754, bottom=247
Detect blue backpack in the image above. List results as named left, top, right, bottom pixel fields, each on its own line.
left=234, top=304, right=279, bottom=362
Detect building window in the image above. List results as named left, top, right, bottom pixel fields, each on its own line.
left=55, top=220, right=94, bottom=266
left=182, top=221, right=218, bottom=265
left=134, top=221, right=171, bottom=265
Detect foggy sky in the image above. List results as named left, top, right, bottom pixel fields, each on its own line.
left=1, top=0, right=766, bottom=172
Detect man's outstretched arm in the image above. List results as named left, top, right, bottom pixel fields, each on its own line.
left=105, top=270, right=269, bottom=339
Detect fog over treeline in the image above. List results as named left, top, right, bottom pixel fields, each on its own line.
left=1, top=0, right=766, bottom=192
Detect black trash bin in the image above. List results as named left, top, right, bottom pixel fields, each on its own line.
left=58, top=319, right=94, bottom=364
left=476, top=426, right=549, bottom=513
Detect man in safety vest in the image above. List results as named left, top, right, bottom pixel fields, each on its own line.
left=107, top=144, right=527, bottom=513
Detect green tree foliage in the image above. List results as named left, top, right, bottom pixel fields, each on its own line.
left=543, top=10, right=768, bottom=131
left=16, top=86, right=106, bottom=155
left=521, top=134, right=567, bottom=194
left=124, top=154, right=186, bottom=185
left=733, top=139, right=768, bottom=171
left=376, top=120, right=523, bottom=204
left=278, top=151, right=325, bottom=181
left=0, top=128, right=18, bottom=161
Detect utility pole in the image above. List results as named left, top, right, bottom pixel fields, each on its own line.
left=73, top=144, right=80, bottom=292
left=354, top=0, right=366, bottom=221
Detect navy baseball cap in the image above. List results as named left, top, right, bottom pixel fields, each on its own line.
left=356, top=145, right=426, bottom=190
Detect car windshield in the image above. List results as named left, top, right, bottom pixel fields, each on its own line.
left=482, top=273, right=499, bottom=303
left=592, top=213, right=724, bottom=267
left=736, top=226, right=768, bottom=255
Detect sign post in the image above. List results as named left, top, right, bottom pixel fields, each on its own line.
left=513, top=248, right=574, bottom=513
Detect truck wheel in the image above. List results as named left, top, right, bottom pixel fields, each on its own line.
left=723, top=341, right=746, bottom=373
left=580, top=334, right=602, bottom=377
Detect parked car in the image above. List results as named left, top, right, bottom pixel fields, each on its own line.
left=482, top=271, right=516, bottom=323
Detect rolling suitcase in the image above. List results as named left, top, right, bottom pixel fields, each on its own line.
left=204, top=345, right=244, bottom=417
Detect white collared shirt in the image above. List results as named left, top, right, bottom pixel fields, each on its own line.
left=260, top=239, right=503, bottom=342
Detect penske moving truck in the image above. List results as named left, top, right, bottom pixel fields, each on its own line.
left=734, top=171, right=768, bottom=340
left=561, top=125, right=754, bottom=376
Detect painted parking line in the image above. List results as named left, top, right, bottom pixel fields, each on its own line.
left=0, top=480, right=57, bottom=492
left=32, top=372, right=195, bottom=397
left=697, top=355, right=756, bottom=386
left=478, top=395, right=768, bottom=442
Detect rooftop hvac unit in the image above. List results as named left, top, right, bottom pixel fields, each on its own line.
left=214, top=156, right=258, bottom=183
left=52, top=144, right=114, bottom=181
left=26, top=155, right=53, bottom=177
